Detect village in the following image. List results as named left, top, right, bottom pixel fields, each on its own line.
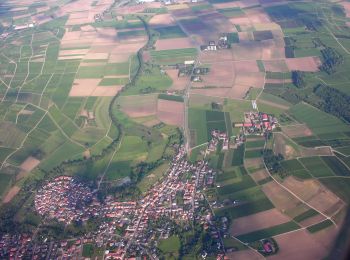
left=0, top=110, right=278, bottom=259
left=0, top=145, right=225, bottom=259
left=35, top=176, right=100, bottom=224
left=99, top=145, right=223, bottom=259
left=234, top=111, right=277, bottom=136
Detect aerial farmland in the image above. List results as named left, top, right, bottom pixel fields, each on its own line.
left=0, top=0, right=350, bottom=259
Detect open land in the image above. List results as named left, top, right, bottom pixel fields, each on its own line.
left=0, top=0, right=349, bottom=259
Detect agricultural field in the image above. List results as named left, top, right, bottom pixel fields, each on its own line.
left=0, top=0, right=349, bottom=258
left=188, top=108, right=231, bottom=147
left=0, top=0, right=183, bottom=208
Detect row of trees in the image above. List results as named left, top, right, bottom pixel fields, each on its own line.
left=319, top=47, right=344, bottom=74
left=263, top=149, right=287, bottom=179
left=0, top=15, right=157, bottom=238
left=314, top=84, right=350, bottom=123
left=291, top=70, right=306, bottom=88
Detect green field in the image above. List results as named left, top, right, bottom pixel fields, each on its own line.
left=298, top=157, right=335, bottom=177
left=258, top=92, right=293, bottom=108
left=189, top=108, right=231, bottom=146
left=232, top=145, right=245, bottom=166
left=245, top=149, right=263, bottom=159
left=218, top=7, right=244, bottom=18
left=217, top=175, right=256, bottom=196
left=105, top=135, right=147, bottom=180
left=98, top=77, right=129, bottom=86
left=121, top=66, right=172, bottom=95
left=158, top=93, right=184, bottom=102
left=1, top=0, right=350, bottom=253
left=154, top=25, right=187, bottom=39
left=280, top=159, right=304, bottom=171
left=117, top=29, right=146, bottom=38
left=137, top=162, right=169, bottom=193
left=150, top=48, right=198, bottom=65
left=158, top=236, right=181, bottom=258
left=289, top=103, right=349, bottom=135
left=82, top=243, right=104, bottom=258
left=293, top=208, right=319, bottom=223
left=189, top=108, right=208, bottom=146
left=307, top=220, right=333, bottom=233
left=0, top=174, right=13, bottom=198
left=245, top=140, right=265, bottom=149
left=215, top=198, right=274, bottom=220
left=76, top=62, right=130, bottom=78
left=321, top=156, right=350, bottom=176
left=0, top=147, right=15, bottom=163
left=319, top=178, right=350, bottom=203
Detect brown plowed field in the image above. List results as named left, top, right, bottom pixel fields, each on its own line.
left=155, top=37, right=195, bottom=50
left=234, top=60, right=260, bottom=73
left=263, top=59, right=289, bottom=72
left=282, top=124, right=313, bottom=138
left=166, top=69, right=188, bottom=91
left=265, top=78, right=292, bottom=84
left=282, top=177, right=344, bottom=216
left=149, top=13, right=176, bottom=27
left=250, top=168, right=270, bottom=182
left=69, top=79, right=122, bottom=97
left=226, top=249, right=264, bottom=260
left=20, top=156, right=40, bottom=172
left=119, top=94, right=158, bottom=118
left=235, top=72, right=265, bottom=88
left=262, top=181, right=302, bottom=213
left=227, top=85, right=251, bottom=99
left=2, top=186, right=20, bottom=204
left=231, top=208, right=291, bottom=236
left=157, top=99, right=184, bottom=127
left=200, top=61, right=235, bottom=87
left=190, top=88, right=231, bottom=98
left=270, top=229, right=328, bottom=260
left=285, top=57, right=320, bottom=72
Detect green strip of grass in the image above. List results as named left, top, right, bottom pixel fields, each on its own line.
left=215, top=197, right=274, bottom=220
left=236, top=221, right=300, bottom=243
left=293, top=209, right=319, bottom=223
left=307, top=219, right=333, bottom=233
left=158, top=94, right=184, bottom=102
left=232, top=144, right=245, bottom=166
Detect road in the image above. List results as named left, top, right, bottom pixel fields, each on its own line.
left=168, top=12, right=204, bottom=152
left=263, top=142, right=338, bottom=226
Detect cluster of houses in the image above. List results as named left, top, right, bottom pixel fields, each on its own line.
left=0, top=234, right=33, bottom=259
left=80, top=109, right=96, bottom=127
left=101, top=146, right=220, bottom=258
left=234, top=111, right=277, bottom=135
left=207, top=130, right=230, bottom=153
left=178, top=66, right=209, bottom=77
left=13, top=23, right=35, bottom=31
left=176, top=64, right=210, bottom=83
left=34, top=176, right=99, bottom=224
left=3, top=145, right=225, bottom=259
left=0, top=233, right=83, bottom=259
left=259, top=239, right=277, bottom=255
left=201, top=35, right=230, bottom=51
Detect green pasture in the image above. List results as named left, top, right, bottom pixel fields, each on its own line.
left=215, top=197, right=274, bottom=220
left=150, top=48, right=197, bottom=65
left=299, top=156, right=335, bottom=177
left=289, top=103, right=349, bottom=135
left=307, top=220, right=333, bottom=233
left=137, top=162, right=169, bottom=193
left=158, top=236, right=181, bottom=258
left=153, top=25, right=186, bottom=39
left=293, top=208, right=319, bottom=223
